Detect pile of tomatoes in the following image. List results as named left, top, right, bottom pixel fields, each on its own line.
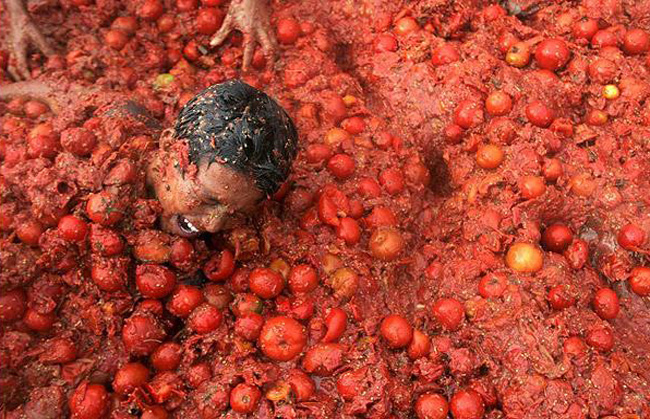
left=2, top=0, right=650, bottom=418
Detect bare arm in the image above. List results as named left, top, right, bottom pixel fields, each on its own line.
left=0, top=80, right=95, bottom=112
left=4, top=0, right=54, bottom=80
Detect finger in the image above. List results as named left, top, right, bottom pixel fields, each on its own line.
left=29, top=24, right=55, bottom=56
left=257, top=27, right=279, bottom=67
left=14, top=42, right=31, bottom=80
left=209, top=13, right=234, bottom=47
left=7, top=66, right=23, bottom=82
left=242, top=36, right=255, bottom=71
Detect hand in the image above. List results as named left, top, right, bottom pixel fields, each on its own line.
left=6, top=0, right=54, bottom=80
left=209, top=0, right=278, bottom=71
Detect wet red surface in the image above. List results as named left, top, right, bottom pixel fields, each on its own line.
left=1, top=0, right=650, bottom=418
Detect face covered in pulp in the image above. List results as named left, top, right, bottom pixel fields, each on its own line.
left=148, top=147, right=264, bottom=237
left=147, top=79, right=298, bottom=237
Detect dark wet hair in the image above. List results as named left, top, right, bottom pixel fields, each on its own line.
left=174, top=80, right=298, bottom=196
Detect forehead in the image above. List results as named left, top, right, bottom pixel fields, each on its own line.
left=195, top=160, right=263, bottom=205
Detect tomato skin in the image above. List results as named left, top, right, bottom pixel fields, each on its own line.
left=629, top=267, right=650, bottom=296
left=563, top=336, right=587, bottom=357
left=588, top=58, right=617, bottom=84
left=450, top=389, right=485, bottom=419
left=476, top=144, right=504, bottom=169
left=415, top=393, right=449, bottom=419
left=288, top=264, right=319, bottom=294
left=136, top=264, right=177, bottom=299
left=122, top=313, right=166, bottom=356
left=176, top=0, right=197, bottom=12
left=288, top=369, right=315, bottom=401
left=623, top=28, right=650, bottom=55
left=150, top=342, right=182, bottom=371
left=330, top=267, right=359, bottom=299
left=105, top=29, right=129, bottom=50
left=341, top=116, right=365, bottom=134
left=91, top=257, right=128, bottom=292
left=202, top=249, right=235, bottom=281
left=431, top=44, right=460, bottom=66
left=170, top=238, right=195, bottom=270
left=60, top=127, right=96, bottom=156
left=276, top=18, right=301, bottom=45
left=24, top=308, right=56, bottom=332
left=86, top=191, right=124, bottom=226
left=249, top=268, right=285, bottom=299
left=564, top=239, right=589, bottom=270
left=432, top=298, right=465, bottom=331
left=369, top=227, right=404, bottom=261
left=27, top=132, right=59, bottom=159
left=166, top=285, right=204, bottom=318
left=573, top=18, right=598, bottom=41
left=380, top=314, right=413, bottom=348
left=111, top=16, right=137, bottom=35
left=365, top=206, right=397, bottom=228
left=188, top=303, right=223, bottom=334
left=534, top=38, right=570, bottom=71
left=374, top=34, right=398, bottom=52
left=592, top=288, right=620, bottom=320
left=506, top=42, right=531, bottom=67
left=379, top=168, right=405, bottom=195
left=336, top=367, right=368, bottom=400
left=259, top=316, right=307, bottom=361
left=68, top=383, right=109, bottom=419
left=327, top=154, right=356, bottom=179
left=186, top=362, right=211, bottom=388
left=485, top=91, right=512, bottom=116
left=16, top=219, right=44, bottom=246
left=542, top=224, right=573, bottom=252
left=141, top=406, right=168, bottom=419
left=0, top=288, right=27, bottom=322
left=548, top=285, right=576, bottom=310
left=542, top=158, right=563, bottom=182
left=336, top=217, right=361, bottom=245
left=394, top=16, right=419, bottom=36
left=58, top=215, right=88, bottom=242
left=525, top=100, right=554, bottom=128
left=318, top=185, right=349, bottom=226
left=231, top=293, right=263, bottom=317
left=506, top=243, right=544, bottom=273
left=454, top=100, right=484, bottom=129
left=322, top=308, right=347, bottom=343
left=113, top=362, right=150, bottom=395
left=235, top=312, right=265, bottom=340
left=586, top=327, right=614, bottom=352
left=617, top=223, right=646, bottom=250
left=229, top=383, right=261, bottom=414
left=485, top=117, right=516, bottom=145
left=407, top=329, right=431, bottom=360
left=196, top=7, right=224, bottom=35
left=591, top=30, right=617, bottom=48
left=478, top=272, right=507, bottom=298
left=518, top=175, right=546, bottom=199
left=301, top=342, right=346, bottom=376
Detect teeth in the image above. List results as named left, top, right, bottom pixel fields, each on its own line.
left=179, top=216, right=199, bottom=233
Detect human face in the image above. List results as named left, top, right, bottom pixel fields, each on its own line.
left=147, top=148, right=264, bottom=237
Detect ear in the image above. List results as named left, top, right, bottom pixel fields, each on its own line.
left=159, top=128, right=176, bottom=151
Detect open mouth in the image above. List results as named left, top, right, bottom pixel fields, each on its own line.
left=177, top=215, right=200, bottom=235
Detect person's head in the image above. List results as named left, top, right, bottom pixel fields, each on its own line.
left=147, top=80, right=298, bottom=236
